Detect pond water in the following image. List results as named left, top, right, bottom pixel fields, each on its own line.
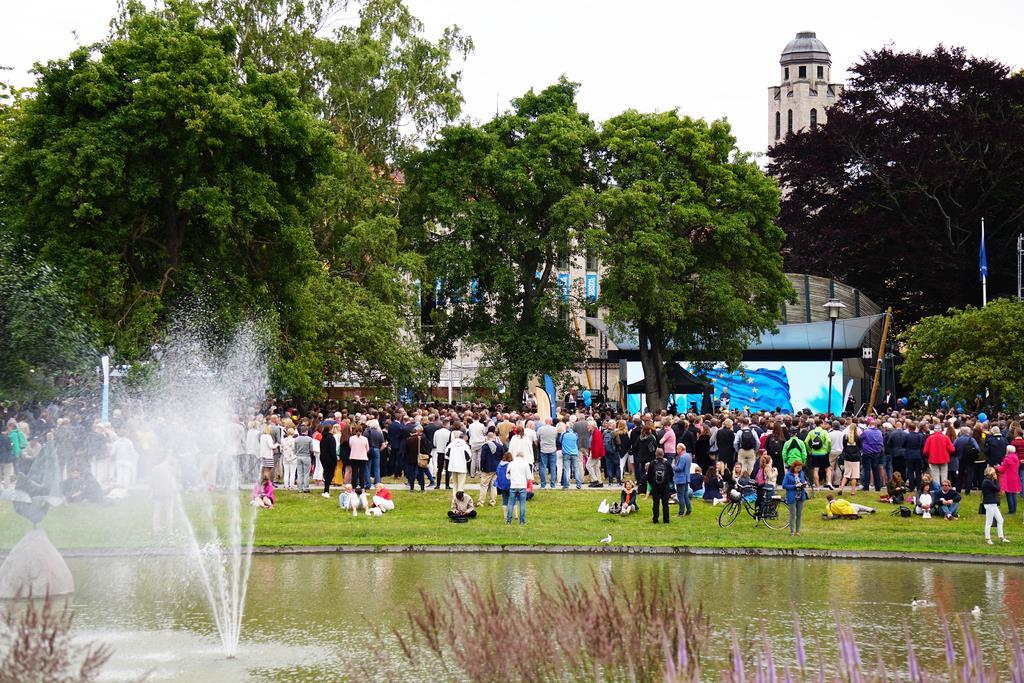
left=67, top=552, right=1023, bottom=681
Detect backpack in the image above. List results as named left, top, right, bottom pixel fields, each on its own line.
left=783, top=438, right=803, bottom=461
left=496, top=462, right=511, bottom=491
left=808, top=430, right=824, bottom=451
left=842, top=439, right=861, bottom=462
left=651, top=459, right=669, bottom=486
left=964, top=439, right=981, bottom=463
left=740, top=429, right=756, bottom=450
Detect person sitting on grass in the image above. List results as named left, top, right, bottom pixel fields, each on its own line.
left=370, top=483, right=394, bottom=513
left=345, top=486, right=369, bottom=517
left=823, top=493, right=875, bottom=518
left=915, top=474, right=940, bottom=516
left=252, top=474, right=275, bottom=509
left=61, top=465, right=107, bottom=504
left=338, top=483, right=353, bottom=509
left=884, top=471, right=907, bottom=504
left=689, top=465, right=704, bottom=499
left=619, top=479, right=638, bottom=516
left=704, top=461, right=725, bottom=505
left=448, top=490, right=477, bottom=521
left=937, top=479, right=961, bottom=520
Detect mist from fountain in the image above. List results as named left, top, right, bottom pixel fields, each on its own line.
left=129, top=321, right=269, bottom=658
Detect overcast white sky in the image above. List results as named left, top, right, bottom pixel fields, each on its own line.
left=3, top=0, right=1023, bottom=155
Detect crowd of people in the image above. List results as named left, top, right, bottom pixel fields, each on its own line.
left=2, top=395, right=1022, bottom=543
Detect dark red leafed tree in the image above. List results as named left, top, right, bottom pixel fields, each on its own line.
left=769, top=46, right=1024, bottom=324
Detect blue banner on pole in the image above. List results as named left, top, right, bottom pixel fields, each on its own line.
left=470, top=278, right=481, bottom=303
left=558, top=273, right=570, bottom=301
left=585, top=273, right=598, bottom=302
left=979, top=230, right=988, bottom=281
left=544, top=374, right=557, bottom=420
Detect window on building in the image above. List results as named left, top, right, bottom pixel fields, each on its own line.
left=585, top=249, right=599, bottom=271
left=774, top=111, right=781, bottom=139
left=817, top=65, right=824, bottom=79
left=810, top=108, right=818, bottom=130
left=784, top=67, right=789, bottom=80
left=798, top=65, right=806, bottom=79
left=787, top=109, right=793, bottom=134
left=557, top=250, right=569, bottom=271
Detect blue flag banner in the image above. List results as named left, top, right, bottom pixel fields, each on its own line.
left=544, top=374, right=557, bottom=420
left=558, top=273, right=570, bottom=301
left=585, top=273, right=598, bottom=302
left=470, top=278, right=481, bottom=303
left=979, top=230, right=988, bottom=281
left=703, top=367, right=794, bottom=413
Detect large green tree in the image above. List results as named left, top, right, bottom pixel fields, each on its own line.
left=1, top=2, right=335, bottom=395
left=592, top=111, right=792, bottom=411
left=403, top=79, right=596, bottom=403
left=900, top=298, right=1024, bottom=411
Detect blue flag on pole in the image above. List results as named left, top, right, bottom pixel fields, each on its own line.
left=979, top=229, right=988, bottom=281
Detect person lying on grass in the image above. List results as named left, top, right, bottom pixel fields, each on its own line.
left=823, top=493, right=875, bottom=518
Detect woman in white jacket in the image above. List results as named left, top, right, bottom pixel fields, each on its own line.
left=445, top=432, right=472, bottom=494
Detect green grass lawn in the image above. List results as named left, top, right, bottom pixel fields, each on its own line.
left=2, top=480, right=1023, bottom=558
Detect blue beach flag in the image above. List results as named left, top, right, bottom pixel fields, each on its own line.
left=979, top=224, right=988, bottom=281
left=980, top=217, right=988, bottom=306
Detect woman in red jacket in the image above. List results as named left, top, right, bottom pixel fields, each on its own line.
left=922, top=422, right=954, bottom=485
left=586, top=420, right=604, bottom=487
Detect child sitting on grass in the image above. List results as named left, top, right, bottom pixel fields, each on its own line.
left=252, top=474, right=275, bottom=509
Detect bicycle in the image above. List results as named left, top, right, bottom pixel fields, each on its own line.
left=717, top=485, right=786, bottom=529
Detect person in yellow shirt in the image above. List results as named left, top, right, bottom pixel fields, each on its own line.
left=824, top=494, right=876, bottom=517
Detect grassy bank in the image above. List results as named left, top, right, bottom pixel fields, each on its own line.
left=2, top=482, right=1023, bottom=558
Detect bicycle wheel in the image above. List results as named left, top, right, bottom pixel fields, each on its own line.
left=759, top=501, right=786, bottom=530
left=718, top=501, right=741, bottom=528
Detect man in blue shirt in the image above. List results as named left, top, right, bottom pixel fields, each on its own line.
left=560, top=428, right=583, bottom=490
left=860, top=418, right=885, bottom=492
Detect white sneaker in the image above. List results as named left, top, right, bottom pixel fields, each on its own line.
left=1002, top=537, right=1011, bottom=543
left=322, top=492, right=330, bottom=498
left=987, top=539, right=994, bottom=545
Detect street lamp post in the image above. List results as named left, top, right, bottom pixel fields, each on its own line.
left=824, top=299, right=845, bottom=416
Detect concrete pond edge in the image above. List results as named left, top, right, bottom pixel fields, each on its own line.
left=11, top=543, right=1022, bottom=566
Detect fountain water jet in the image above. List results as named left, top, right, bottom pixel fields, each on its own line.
left=132, top=320, right=268, bottom=658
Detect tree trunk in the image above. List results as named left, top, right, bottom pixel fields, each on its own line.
left=509, top=369, right=529, bottom=410
left=638, top=321, right=669, bottom=413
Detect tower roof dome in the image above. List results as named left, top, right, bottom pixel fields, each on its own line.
left=780, top=31, right=831, bottom=65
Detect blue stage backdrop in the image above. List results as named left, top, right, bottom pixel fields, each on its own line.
left=626, top=361, right=842, bottom=415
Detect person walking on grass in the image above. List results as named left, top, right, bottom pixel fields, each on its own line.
left=782, top=460, right=808, bottom=537
left=839, top=421, right=862, bottom=496
left=673, top=443, right=692, bottom=516
left=804, top=419, right=832, bottom=490
left=923, top=422, right=954, bottom=485
left=647, top=448, right=671, bottom=524
left=560, top=426, right=583, bottom=490
left=506, top=451, right=531, bottom=526
left=478, top=427, right=503, bottom=507
left=982, top=466, right=1010, bottom=545
left=996, top=445, right=1021, bottom=515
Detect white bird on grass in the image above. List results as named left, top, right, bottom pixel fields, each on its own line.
left=600, top=534, right=612, bottom=544
left=911, top=597, right=931, bottom=608
left=972, top=605, right=982, bottom=618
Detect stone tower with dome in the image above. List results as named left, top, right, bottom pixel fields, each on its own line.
left=768, top=31, right=843, bottom=148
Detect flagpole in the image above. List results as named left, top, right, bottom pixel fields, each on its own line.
left=982, top=217, right=988, bottom=307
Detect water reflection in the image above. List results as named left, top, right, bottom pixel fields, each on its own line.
left=68, top=553, right=1024, bottom=681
